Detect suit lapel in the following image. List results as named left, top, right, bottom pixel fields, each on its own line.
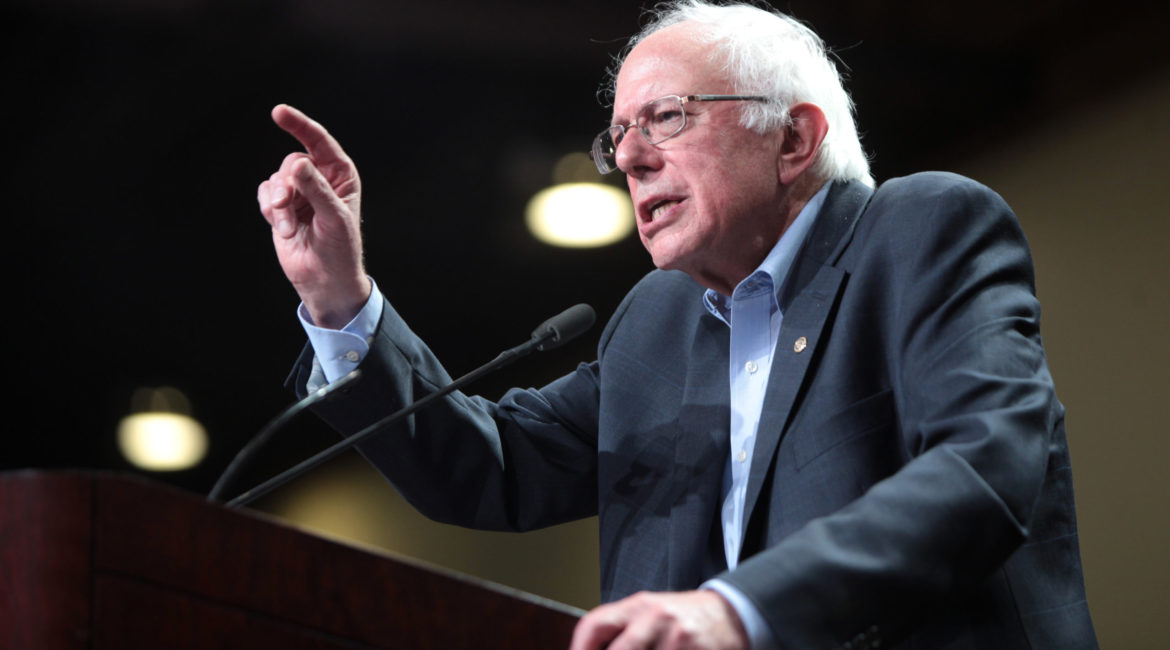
left=739, top=181, right=873, bottom=551
left=782, top=180, right=874, bottom=308
left=669, top=308, right=731, bottom=588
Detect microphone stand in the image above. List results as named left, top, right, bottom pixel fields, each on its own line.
left=222, top=304, right=594, bottom=508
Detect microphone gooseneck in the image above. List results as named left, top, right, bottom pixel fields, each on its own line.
left=223, top=304, right=596, bottom=508
left=207, top=370, right=362, bottom=502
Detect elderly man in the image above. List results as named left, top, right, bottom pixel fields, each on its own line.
left=257, top=2, right=1095, bottom=648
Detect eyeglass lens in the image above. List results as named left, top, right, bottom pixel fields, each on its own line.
left=592, top=96, right=688, bottom=174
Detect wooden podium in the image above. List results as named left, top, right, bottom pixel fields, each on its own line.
left=0, top=471, right=582, bottom=649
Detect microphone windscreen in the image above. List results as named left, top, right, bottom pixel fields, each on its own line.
left=533, top=303, right=596, bottom=351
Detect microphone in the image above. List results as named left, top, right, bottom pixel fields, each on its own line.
left=207, top=370, right=361, bottom=502
left=532, top=303, right=596, bottom=352
left=222, top=304, right=596, bottom=508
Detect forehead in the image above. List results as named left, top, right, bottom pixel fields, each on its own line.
left=612, top=24, right=730, bottom=121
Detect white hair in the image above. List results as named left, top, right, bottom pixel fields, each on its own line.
left=607, top=0, right=873, bottom=187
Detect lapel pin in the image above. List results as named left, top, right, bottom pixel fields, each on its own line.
left=794, top=336, right=808, bottom=353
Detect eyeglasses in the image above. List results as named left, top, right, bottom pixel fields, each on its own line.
left=590, top=94, right=770, bottom=174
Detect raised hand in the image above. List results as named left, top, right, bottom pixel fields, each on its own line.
left=258, top=104, right=372, bottom=329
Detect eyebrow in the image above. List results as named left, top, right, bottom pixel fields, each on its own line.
left=610, top=96, right=661, bottom=126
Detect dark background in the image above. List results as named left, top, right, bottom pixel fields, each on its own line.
left=4, top=0, right=1168, bottom=642
left=6, top=0, right=1161, bottom=488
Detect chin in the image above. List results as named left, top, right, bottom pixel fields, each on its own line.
left=650, top=255, right=694, bottom=277
left=646, top=249, right=679, bottom=272
left=642, top=239, right=686, bottom=272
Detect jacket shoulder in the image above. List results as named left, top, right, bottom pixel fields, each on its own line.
left=597, top=269, right=707, bottom=355
left=870, top=172, right=1011, bottom=215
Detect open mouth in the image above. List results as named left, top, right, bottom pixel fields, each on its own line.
left=649, top=199, right=681, bottom=222
left=642, top=196, right=688, bottom=227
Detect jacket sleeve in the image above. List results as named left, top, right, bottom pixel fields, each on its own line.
left=287, top=298, right=603, bottom=532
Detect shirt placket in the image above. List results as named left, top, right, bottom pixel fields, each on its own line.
left=723, top=279, right=775, bottom=567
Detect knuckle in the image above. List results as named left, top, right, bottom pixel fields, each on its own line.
left=281, top=152, right=308, bottom=170
left=630, top=590, right=654, bottom=604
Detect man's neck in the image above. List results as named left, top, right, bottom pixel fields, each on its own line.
left=699, top=175, right=828, bottom=297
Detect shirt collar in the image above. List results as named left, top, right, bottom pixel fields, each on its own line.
left=703, top=181, right=832, bottom=324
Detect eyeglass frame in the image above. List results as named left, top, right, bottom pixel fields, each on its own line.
left=590, top=94, right=771, bottom=174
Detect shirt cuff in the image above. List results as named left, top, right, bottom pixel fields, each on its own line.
left=702, top=579, right=776, bottom=650
left=297, top=278, right=384, bottom=385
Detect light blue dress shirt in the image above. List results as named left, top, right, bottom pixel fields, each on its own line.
left=700, top=182, right=829, bottom=648
left=299, top=182, right=830, bottom=649
left=702, top=181, right=829, bottom=571
left=299, top=283, right=384, bottom=390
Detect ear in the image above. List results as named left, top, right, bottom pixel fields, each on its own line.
left=776, top=102, right=829, bottom=185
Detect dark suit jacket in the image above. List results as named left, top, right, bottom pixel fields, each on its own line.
left=293, top=172, right=1096, bottom=649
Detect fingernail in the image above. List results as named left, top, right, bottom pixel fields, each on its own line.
left=296, top=162, right=313, bottom=181
left=272, top=185, right=287, bottom=203
left=277, top=217, right=294, bottom=237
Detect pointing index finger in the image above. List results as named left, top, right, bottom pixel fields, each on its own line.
left=271, top=103, right=348, bottom=166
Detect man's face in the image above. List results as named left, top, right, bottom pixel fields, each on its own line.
left=613, top=24, right=790, bottom=295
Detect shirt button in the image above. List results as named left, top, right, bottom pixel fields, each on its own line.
left=745, top=360, right=758, bottom=374
left=736, top=449, right=748, bottom=463
left=345, top=350, right=360, bottom=362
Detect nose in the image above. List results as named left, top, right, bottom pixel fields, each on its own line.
left=613, top=128, right=663, bottom=177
